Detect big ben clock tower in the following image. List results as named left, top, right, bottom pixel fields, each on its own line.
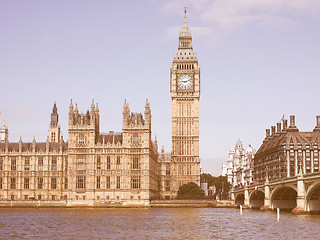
left=171, top=6, right=200, bottom=194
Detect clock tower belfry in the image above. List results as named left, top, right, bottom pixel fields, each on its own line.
left=170, top=6, right=200, bottom=194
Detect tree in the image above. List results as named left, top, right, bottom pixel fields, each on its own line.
left=200, top=173, right=231, bottom=199
left=177, top=182, right=205, bottom=199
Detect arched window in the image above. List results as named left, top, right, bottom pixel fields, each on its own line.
left=133, top=134, right=139, bottom=145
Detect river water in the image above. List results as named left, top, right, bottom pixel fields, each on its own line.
left=0, top=208, right=319, bottom=239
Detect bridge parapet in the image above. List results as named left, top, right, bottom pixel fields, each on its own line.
left=232, top=172, right=320, bottom=214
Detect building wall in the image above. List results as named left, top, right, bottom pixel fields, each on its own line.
left=222, top=139, right=255, bottom=187
left=254, top=116, right=320, bottom=183
left=169, top=9, right=201, bottom=196
left=0, top=100, right=159, bottom=205
left=0, top=141, right=68, bottom=201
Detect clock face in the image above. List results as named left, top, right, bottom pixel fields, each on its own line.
left=177, top=74, right=193, bottom=90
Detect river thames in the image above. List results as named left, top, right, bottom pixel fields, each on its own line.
left=0, top=208, right=319, bottom=239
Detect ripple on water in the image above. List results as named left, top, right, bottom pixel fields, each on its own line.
left=0, top=208, right=319, bottom=239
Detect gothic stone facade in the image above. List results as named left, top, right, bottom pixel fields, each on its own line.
left=167, top=8, right=201, bottom=197
left=0, top=100, right=159, bottom=206
left=0, top=9, right=201, bottom=204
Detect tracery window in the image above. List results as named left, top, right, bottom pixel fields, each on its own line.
left=38, top=178, right=43, bottom=189
left=106, top=176, right=110, bottom=189
left=97, top=156, right=101, bottom=170
left=0, top=157, right=3, bottom=170
left=76, top=156, right=86, bottom=170
left=96, top=176, right=100, bottom=189
left=11, top=158, right=16, bottom=171
left=133, top=134, right=139, bottom=145
left=24, top=177, right=29, bottom=189
left=116, top=176, right=120, bottom=189
left=76, top=176, right=86, bottom=189
left=51, top=177, right=57, bottom=189
left=131, top=176, right=140, bottom=189
left=51, top=156, right=57, bottom=171
left=10, top=177, right=16, bottom=189
left=38, top=157, right=44, bottom=170
left=106, top=156, right=111, bottom=170
left=132, top=155, right=140, bottom=169
left=79, top=134, right=85, bottom=144
left=116, top=156, right=121, bottom=169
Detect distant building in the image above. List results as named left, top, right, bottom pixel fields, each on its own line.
left=0, top=122, right=8, bottom=143
left=200, top=182, right=208, bottom=196
left=222, top=139, right=255, bottom=187
left=254, top=115, right=320, bottom=182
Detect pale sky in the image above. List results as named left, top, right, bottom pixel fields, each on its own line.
left=1, top=0, right=320, bottom=176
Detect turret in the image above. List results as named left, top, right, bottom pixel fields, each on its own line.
left=144, top=99, right=151, bottom=125
left=91, top=99, right=95, bottom=116
left=48, top=102, right=61, bottom=143
left=19, top=136, right=22, bottom=153
left=154, top=135, right=158, bottom=150
left=68, top=100, right=100, bottom=147
left=95, top=102, right=100, bottom=137
left=0, top=121, right=8, bottom=143
left=122, top=99, right=130, bottom=128
left=69, top=99, right=74, bottom=125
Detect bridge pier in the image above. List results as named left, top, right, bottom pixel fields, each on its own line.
left=292, top=174, right=306, bottom=214
left=244, top=187, right=249, bottom=208
left=231, top=187, right=235, bottom=201
left=260, top=178, right=271, bottom=211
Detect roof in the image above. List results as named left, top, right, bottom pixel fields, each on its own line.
left=98, top=133, right=123, bottom=145
left=0, top=142, right=68, bottom=152
left=255, top=131, right=320, bottom=158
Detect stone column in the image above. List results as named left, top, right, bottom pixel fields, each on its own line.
left=311, top=151, right=314, bottom=173
left=303, top=151, right=306, bottom=174
left=287, top=150, right=290, bottom=177
left=261, top=179, right=271, bottom=211
left=244, top=187, right=249, bottom=207
left=231, top=186, right=235, bottom=201
left=292, top=172, right=306, bottom=214
left=294, top=150, right=298, bottom=176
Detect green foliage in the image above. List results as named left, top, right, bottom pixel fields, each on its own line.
left=200, top=173, right=231, bottom=199
left=177, top=182, right=205, bottom=199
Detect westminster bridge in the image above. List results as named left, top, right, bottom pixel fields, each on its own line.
left=232, top=171, right=320, bottom=213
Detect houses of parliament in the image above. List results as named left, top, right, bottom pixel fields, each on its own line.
left=0, top=8, right=201, bottom=206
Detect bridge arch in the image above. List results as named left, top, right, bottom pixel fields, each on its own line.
left=271, top=186, right=297, bottom=210
left=249, top=190, right=265, bottom=209
left=235, top=193, right=244, bottom=207
left=306, top=180, right=320, bottom=213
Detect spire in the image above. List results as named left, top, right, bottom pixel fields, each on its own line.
left=180, top=4, right=192, bottom=38
left=123, top=99, right=129, bottom=112
left=236, top=138, right=243, bottom=147
left=91, top=99, right=95, bottom=110
left=184, top=4, right=187, bottom=24
left=75, top=103, right=78, bottom=114
left=145, top=99, right=150, bottom=109
left=96, top=102, right=99, bottom=112
left=51, top=102, right=59, bottom=127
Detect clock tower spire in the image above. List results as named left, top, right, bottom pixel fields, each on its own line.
left=170, top=6, right=200, bottom=196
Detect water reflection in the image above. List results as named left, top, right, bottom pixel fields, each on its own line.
left=0, top=208, right=319, bottom=239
